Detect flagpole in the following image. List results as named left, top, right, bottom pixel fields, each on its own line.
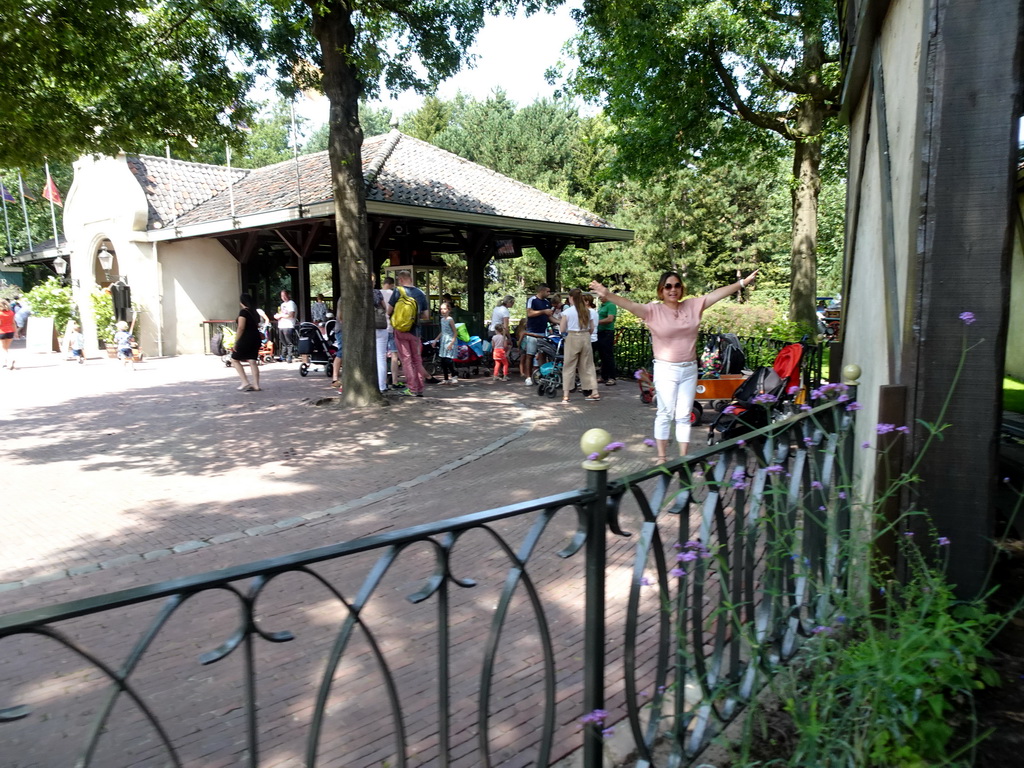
left=44, top=161, right=60, bottom=250
left=0, top=176, right=13, bottom=259
left=17, top=170, right=33, bottom=251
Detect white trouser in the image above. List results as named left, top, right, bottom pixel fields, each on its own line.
left=653, top=359, right=699, bottom=444
left=375, top=328, right=389, bottom=391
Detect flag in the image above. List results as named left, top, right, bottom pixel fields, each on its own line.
left=42, top=173, right=63, bottom=207
left=19, top=176, right=35, bottom=201
left=0, top=183, right=14, bottom=204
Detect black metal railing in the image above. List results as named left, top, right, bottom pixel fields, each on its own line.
left=613, top=327, right=825, bottom=390
left=0, top=397, right=855, bottom=767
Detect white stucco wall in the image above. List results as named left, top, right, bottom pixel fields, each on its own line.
left=63, top=153, right=241, bottom=357
left=843, top=0, right=928, bottom=502
left=158, top=239, right=240, bottom=356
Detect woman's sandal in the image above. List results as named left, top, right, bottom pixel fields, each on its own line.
left=560, top=397, right=570, bottom=404
left=584, top=393, right=601, bottom=402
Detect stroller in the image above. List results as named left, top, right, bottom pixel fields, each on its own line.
left=534, top=334, right=566, bottom=398
left=452, top=333, right=489, bottom=377
left=707, top=343, right=805, bottom=444
left=296, top=322, right=337, bottom=377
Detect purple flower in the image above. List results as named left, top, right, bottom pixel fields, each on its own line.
left=639, top=690, right=649, bottom=698
left=818, top=505, right=826, bottom=511
left=723, top=405, right=737, bottom=414
left=845, top=401, right=862, bottom=412
left=581, top=709, right=607, bottom=725
left=836, top=393, right=850, bottom=403
left=803, top=437, right=815, bottom=446
left=896, top=425, right=910, bottom=434
left=639, top=576, right=652, bottom=586
left=587, top=452, right=601, bottom=461
left=677, top=551, right=698, bottom=562
left=800, top=404, right=813, bottom=412
left=836, top=615, right=847, bottom=624
left=959, top=311, right=976, bottom=325
left=605, top=441, right=626, bottom=452
left=811, top=625, right=834, bottom=635
left=602, top=727, right=615, bottom=738
left=811, top=480, right=823, bottom=490
left=904, top=531, right=915, bottom=537
left=838, top=491, right=847, bottom=500
left=788, top=385, right=800, bottom=395
left=633, top=370, right=643, bottom=380
left=670, top=567, right=686, bottom=578
left=766, top=464, right=784, bottom=475
left=643, top=438, right=656, bottom=447
left=731, top=466, right=749, bottom=490
left=737, top=439, right=746, bottom=446
left=876, top=423, right=895, bottom=434
left=753, top=393, right=778, bottom=405
left=938, top=536, right=951, bottom=546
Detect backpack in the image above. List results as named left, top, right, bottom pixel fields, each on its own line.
left=391, top=286, right=419, bottom=333
left=373, top=289, right=387, bottom=329
left=211, top=332, right=226, bottom=356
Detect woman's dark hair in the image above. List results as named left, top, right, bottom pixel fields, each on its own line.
left=656, top=271, right=686, bottom=301
left=239, top=293, right=256, bottom=311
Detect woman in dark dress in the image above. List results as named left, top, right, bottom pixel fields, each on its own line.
left=230, top=293, right=262, bottom=391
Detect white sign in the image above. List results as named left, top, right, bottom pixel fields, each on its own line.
left=25, top=315, right=56, bottom=354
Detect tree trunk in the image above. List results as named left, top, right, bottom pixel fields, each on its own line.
left=789, top=132, right=821, bottom=330
left=788, top=23, right=826, bottom=331
left=313, top=2, right=386, bottom=408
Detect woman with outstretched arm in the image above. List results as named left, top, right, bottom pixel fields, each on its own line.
left=590, top=270, right=759, bottom=462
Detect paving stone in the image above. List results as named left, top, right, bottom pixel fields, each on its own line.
left=171, top=540, right=209, bottom=554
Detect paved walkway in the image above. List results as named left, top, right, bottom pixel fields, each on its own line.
left=0, top=343, right=677, bottom=767
left=1, top=344, right=658, bottom=603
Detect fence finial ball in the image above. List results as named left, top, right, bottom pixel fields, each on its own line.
left=842, top=364, right=862, bottom=385
left=581, top=428, right=613, bottom=469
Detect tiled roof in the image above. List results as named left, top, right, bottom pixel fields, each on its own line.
left=135, top=131, right=612, bottom=231
left=125, top=155, right=249, bottom=230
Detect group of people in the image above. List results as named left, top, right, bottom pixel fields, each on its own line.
left=226, top=266, right=760, bottom=463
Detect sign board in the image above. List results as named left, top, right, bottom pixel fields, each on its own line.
left=25, top=315, right=57, bottom=354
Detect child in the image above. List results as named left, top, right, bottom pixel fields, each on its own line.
left=114, top=320, right=135, bottom=370
left=491, top=323, right=509, bottom=381
left=432, top=301, right=459, bottom=385
left=69, top=323, right=86, bottom=364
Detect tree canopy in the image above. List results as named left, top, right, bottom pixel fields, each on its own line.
left=567, top=0, right=843, bottom=329
left=0, top=0, right=263, bottom=167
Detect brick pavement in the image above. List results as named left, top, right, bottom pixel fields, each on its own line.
left=0, top=345, right=684, bottom=767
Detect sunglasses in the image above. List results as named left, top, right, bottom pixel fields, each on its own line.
left=663, top=282, right=683, bottom=289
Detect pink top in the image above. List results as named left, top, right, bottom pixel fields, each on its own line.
left=634, top=297, right=707, bottom=363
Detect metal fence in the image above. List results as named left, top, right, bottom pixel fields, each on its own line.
left=0, top=398, right=855, bottom=767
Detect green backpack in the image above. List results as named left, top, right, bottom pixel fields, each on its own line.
left=391, top=286, right=419, bottom=332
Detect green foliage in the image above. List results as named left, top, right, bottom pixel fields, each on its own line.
left=92, top=290, right=116, bottom=344
left=764, top=539, right=1002, bottom=767
left=23, top=277, right=75, bottom=331
left=566, top=0, right=844, bottom=326
left=0, top=0, right=263, bottom=166
left=1003, top=377, right=1024, bottom=415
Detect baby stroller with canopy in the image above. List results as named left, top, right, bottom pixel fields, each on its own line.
left=296, top=322, right=337, bottom=377
left=706, top=342, right=805, bottom=444
left=534, top=334, right=567, bottom=398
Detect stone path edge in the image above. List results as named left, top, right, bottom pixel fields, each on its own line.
left=0, top=400, right=538, bottom=596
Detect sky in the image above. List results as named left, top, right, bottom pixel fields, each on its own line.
left=295, top=3, right=582, bottom=127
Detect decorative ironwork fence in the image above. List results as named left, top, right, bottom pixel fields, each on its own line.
left=0, top=397, right=855, bottom=767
